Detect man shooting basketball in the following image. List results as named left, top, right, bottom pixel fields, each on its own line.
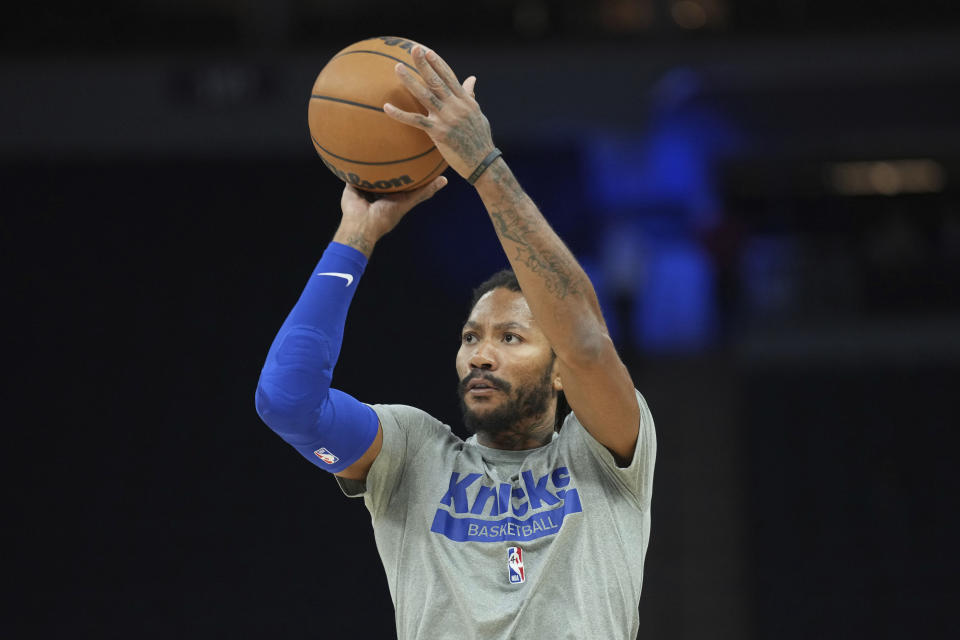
left=256, top=46, right=656, bottom=639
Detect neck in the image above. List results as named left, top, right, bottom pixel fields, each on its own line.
left=477, top=412, right=555, bottom=450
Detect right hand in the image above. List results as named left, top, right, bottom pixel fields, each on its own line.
left=335, top=176, right=447, bottom=256
left=383, top=46, right=493, bottom=181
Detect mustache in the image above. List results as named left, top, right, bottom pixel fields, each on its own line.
left=457, top=370, right=513, bottom=396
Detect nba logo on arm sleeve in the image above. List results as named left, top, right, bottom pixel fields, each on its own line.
left=507, top=546, right=525, bottom=584
left=313, top=447, right=339, bottom=465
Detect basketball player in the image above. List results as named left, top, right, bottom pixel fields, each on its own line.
left=256, top=46, right=655, bottom=639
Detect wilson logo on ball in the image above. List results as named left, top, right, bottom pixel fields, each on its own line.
left=321, top=159, right=414, bottom=190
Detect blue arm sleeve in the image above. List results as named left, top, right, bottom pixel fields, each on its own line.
left=254, top=242, right=379, bottom=473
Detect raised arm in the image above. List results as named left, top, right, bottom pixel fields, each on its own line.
left=385, top=47, right=640, bottom=462
left=255, top=178, right=447, bottom=480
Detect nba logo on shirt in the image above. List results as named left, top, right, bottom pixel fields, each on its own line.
left=313, top=447, right=339, bottom=465
left=507, top=546, right=525, bottom=584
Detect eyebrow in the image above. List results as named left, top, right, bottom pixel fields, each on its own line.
left=462, top=321, right=531, bottom=332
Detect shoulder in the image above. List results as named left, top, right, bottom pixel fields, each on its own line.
left=368, top=403, right=463, bottom=458
left=369, top=403, right=439, bottom=422
left=560, top=390, right=653, bottom=446
left=338, top=404, right=462, bottom=505
left=369, top=403, right=457, bottom=438
left=556, top=390, right=656, bottom=506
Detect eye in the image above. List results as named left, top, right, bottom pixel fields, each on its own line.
left=462, top=333, right=477, bottom=344
left=503, top=333, right=522, bottom=344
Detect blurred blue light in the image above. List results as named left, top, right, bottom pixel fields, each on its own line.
left=639, top=241, right=716, bottom=351
left=580, top=67, right=740, bottom=352
left=585, top=129, right=711, bottom=216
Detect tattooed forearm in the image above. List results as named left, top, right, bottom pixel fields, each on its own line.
left=484, top=161, right=582, bottom=299
left=476, top=157, right=611, bottom=354
left=489, top=206, right=580, bottom=299
left=488, top=160, right=525, bottom=201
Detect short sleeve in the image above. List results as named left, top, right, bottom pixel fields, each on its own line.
left=565, top=389, right=656, bottom=508
left=335, top=404, right=454, bottom=518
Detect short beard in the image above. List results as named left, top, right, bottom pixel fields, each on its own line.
left=458, top=367, right=556, bottom=439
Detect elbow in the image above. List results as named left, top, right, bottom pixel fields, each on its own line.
left=555, top=325, right=615, bottom=369
left=255, top=379, right=317, bottom=437
left=253, top=380, right=284, bottom=427
left=254, top=326, right=334, bottom=437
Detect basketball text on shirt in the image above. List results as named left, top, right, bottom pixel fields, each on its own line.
left=430, top=465, right=583, bottom=542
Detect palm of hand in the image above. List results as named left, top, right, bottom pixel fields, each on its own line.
left=339, top=177, right=447, bottom=244
left=340, top=187, right=405, bottom=237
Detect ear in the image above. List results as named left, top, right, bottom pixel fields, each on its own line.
left=553, top=375, right=563, bottom=391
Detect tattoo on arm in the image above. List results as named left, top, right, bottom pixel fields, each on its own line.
left=444, top=113, right=493, bottom=168
left=342, top=233, right=373, bottom=254
left=489, top=207, right=579, bottom=299
left=484, top=163, right=581, bottom=299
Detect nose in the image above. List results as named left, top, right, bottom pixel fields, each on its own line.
left=469, top=340, right=498, bottom=370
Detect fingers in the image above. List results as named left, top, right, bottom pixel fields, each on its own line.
left=411, top=46, right=451, bottom=98
left=394, top=63, right=443, bottom=112
left=376, top=175, right=448, bottom=219
left=407, top=175, right=448, bottom=206
left=387, top=46, right=472, bottom=125
left=423, top=48, right=467, bottom=99
left=383, top=100, right=432, bottom=130
left=463, top=76, right=477, bottom=99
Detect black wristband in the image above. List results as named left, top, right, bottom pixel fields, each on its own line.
left=467, top=148, right=503, bottom=185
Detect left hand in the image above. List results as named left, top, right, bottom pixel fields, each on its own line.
left=383, top=46, right=495, bottom=181
left=334, top=176, right=448, bottom=257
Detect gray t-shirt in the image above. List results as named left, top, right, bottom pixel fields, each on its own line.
left=336, top=391, right=656, bottom=640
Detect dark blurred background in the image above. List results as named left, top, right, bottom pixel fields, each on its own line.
left=5, top=1, right=959, bottom=638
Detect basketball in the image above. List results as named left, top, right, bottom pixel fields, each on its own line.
left=308, top=36, right=448, bottom=194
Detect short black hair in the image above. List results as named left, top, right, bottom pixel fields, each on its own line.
left=467, top=268, right=571, bottom=432
left=469, top=269, right=521, bottom=311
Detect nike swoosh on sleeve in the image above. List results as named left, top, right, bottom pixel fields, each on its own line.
left=316, top=272, right=354, bottom=286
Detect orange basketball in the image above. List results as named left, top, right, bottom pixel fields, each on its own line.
left=308, top=36, right=447, bottom=194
